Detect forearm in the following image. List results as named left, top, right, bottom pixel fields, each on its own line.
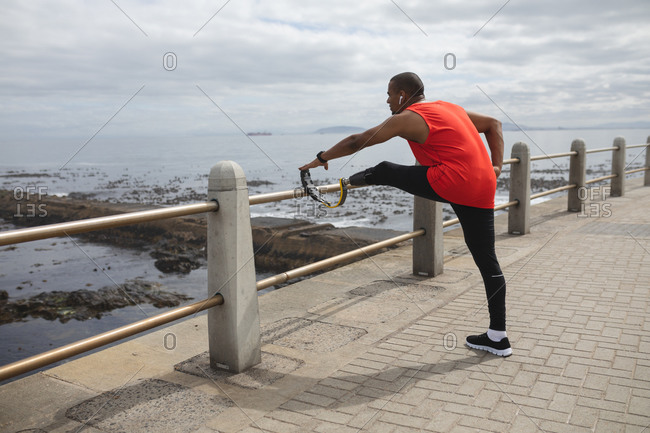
left=485, top=121, right=504, bottom=170
left=320, top=134, right=363, bottom=162
left=299, top=118, right=399, bottom=171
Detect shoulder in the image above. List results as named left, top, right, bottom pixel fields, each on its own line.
left=391, top=108, right=430, bottom=143
left=394, top=109, right=425, bottom=126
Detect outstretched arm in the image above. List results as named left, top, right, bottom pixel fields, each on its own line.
left=465, top=110, right=504, bottom=177
left=299, top=119, right=396, bottom=171
left=299, top=111, right=427, bottom=171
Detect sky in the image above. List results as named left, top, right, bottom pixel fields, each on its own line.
left=1, top=0, right=649, bottom=142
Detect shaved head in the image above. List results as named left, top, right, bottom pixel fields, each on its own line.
left=389, top=72, right=424, bottom=98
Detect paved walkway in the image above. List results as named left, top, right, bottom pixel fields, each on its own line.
left=1, top=178, right=649, bottom=433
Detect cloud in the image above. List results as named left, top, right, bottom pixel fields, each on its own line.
left=0, top=0, right=648, bottom=143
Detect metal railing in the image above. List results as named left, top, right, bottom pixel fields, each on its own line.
left=506, top=136, right=649, bottom=234
left=256, top=229, right=425, bottom=290
left=0, top=294, right=224, bottom=381
left=0, top=202, right=219, bottom=247
left=0, top=135, right=648, bottom=382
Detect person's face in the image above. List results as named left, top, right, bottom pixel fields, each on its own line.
left=386, top=81, right=405, bottom=115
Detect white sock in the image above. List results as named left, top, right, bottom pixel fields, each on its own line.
left=487, top=329, right=507, bottom=342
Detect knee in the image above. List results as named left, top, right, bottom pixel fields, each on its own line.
left=351, top=161, right=393, bottom=186
left=369, top=161, right=394, bottom=184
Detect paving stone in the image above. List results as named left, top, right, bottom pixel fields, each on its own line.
left=268, top=409, right=313, bottom=426
left=379, top=411, right=429, bottom=429
left=457, top=414, right=510, bottom=432
left=358, top=419, right=396, bottom=432
left=255, top=417, right=301, bottom=433
left=313, top=420, right=360, bottom=433
left=548, top=392, right=578, bottom=413
left=293, top=391, right=336, bottom=408
left=627, top=395, right=650, bottom=416
left=605, top=383, right=631, bottom=403
left=315, top=410, right=353, bottom=424
left=528, top=380, right=557, bottom=400
left=569, top=405, right=599, bottom=428
left=594, top=419, right=626, bottom=433
left=507, top=415, right=544, bottom=433
left=488, top=401, right=518, bottom=423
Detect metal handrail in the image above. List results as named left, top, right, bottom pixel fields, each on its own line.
left=0, top=184, right=360, bottom=247
left=585, top=146, right=618, bottom=154
left=0, top=294, right=224, bottom=382
left=249, top=183, right=362, bottom=206
left=502, top=158, right=519, bottom=165
left=256, top=229, right=425, bottom=290
left=530, top=151, right=578, bottom=161
left=627, top=143, right=648, bottom=149
left=0, top=201, right=218, bottom=247
left=530, top=184, right=576, bottom=200
left=626, top=167, right=650, bottom=175
left=442, top=217, right=459, bottom=228
left=494, top=200, right=519, bottom=211
left=585, top=174, right=618, bottom=185
left=441, top=200, right=518, bottom=230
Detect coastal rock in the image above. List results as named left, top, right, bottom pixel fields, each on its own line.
left=150, top=240, right=205, bottom=274
left=0, top=280, right=192, bottom=324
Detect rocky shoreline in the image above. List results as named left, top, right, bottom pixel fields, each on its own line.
left=0, top=190, right=405, bottom=323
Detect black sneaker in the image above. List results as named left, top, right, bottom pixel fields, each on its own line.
left=466, top=333, right=512, bottom=357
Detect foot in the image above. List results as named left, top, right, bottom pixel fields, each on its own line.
left=466, top=332, right=512, bottom=357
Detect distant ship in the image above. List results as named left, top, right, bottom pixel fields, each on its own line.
left=247, top=131, right=272, bottom=136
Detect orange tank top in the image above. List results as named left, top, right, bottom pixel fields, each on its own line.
left=405, top=101, right=496, bottom=209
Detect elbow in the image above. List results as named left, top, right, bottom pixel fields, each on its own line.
left=348, top=134, right=365, bottom=152
left=491, top=117, right=502, bottom=133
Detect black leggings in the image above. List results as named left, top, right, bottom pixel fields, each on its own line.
left=350, top=161, right=506, bottom=331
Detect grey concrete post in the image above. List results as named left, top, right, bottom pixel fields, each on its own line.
left=207, top=161, right=261, bottom=373
left=412, top=194, right=443, bottom=277
left=643, top=135, right=650, bottom=186
left=508, top=142, right=531, bottom=235
left=567, top=139, right=586, bottom=212
left=611, top=137, right=626, bottom=197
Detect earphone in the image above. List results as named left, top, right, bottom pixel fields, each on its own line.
left=399, top=96, right=403, bottom=103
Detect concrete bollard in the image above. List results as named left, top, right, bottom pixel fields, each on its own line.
left=207, top=161, right=261, bottom=373
left=645, top=136, right=650, bottom=187
left=567, top=139, right=586, bottom=212
left=611, top=137, right=626, bottom=197
left=508, top=142, right=530, bottom=235
left=412, top=195, right=443, bottom=277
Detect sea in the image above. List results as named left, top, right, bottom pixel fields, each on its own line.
left=0, top=129, right=648, bottom=380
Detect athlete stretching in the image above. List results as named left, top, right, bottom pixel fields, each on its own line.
left=299, top=72, right=512, bottom=356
